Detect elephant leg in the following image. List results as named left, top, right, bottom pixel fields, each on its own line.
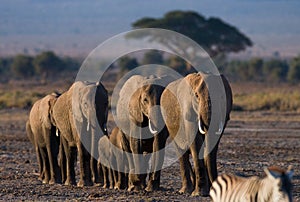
left=59, top=136, right=67, bottom=184
left=190, top=136, right=209, bottom=197
left=97, top=160, right=104, bottom=186
left=63, top=138, right=76, bottom=186
left=77, top=143, right=93, bottom=187
left=91, top=157, right=99, bottom=184
left=129, top=137, right=145, bottom=191
left=178, top=151, right=193, bottom=194
left=204, top=138, right=219, bottom=187
left=35, top=145, right=44, bottom=181
left=118, top=151, right=129, bottom=190
left=91, top=132, right=100, bottom=184
left=45, top=128, right=61, bottom=184
left=40, top=147, right=50, bottom=184
left=110, top=154, right=120, bottom=190
left=146, top=131, right=167, bottom=192
left=108, top=168, right=114, bottom=189
left=101, top=164, right=109, bottom=188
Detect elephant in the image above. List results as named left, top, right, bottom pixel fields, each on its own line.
left=52, top=81, right=108, bottom=187
left=26, top=92, right=61, bottom=184
left=160, top=72, right=232, bottom=196
left=98, top=127, right=129, bottom=190
left=115, top=75, right=174, bottom=192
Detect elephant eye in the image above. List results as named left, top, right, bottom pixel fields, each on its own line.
left=143, top=98, right=148, bottom=103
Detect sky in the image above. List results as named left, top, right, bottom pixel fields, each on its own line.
left=0, top=0, right=300, bottom=58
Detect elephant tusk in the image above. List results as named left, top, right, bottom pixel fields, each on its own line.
left=148, top=119, right=158, bottom=134
left=216, top=121, right=223, bottom=135
left=56, top=128, right=59, bottom=137
left=103, top=123, right=107, bottom=132
left=87, top=121, right=90, bottom=132
left=198, top=120, right=206, bottom=135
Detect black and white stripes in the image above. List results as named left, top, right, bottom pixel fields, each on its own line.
left=210, top=166, right=294, bottom=202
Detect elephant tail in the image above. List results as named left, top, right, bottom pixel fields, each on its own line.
left=26, top=120, right=34, bottom=145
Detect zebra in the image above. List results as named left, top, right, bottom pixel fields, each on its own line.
left=209, top=166, right=293, bottom=202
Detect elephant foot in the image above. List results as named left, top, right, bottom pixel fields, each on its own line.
left=38, top=175, right=43, bottom=181
left=178, top=185, right=193, bottom=194
left=49, top=178, right=56, bottom=185
left=77, top=179, right=93, bottom=187
left=114, top=182, right=121, bottom=190
left=127, top=184, right=143, bottom=192
left=64, top=178, right=76, bottom=186
left=191, top=189, right=200, bottom=197
left=102, top=182, right=109, bottom=189
left=42, top=178, right=49, bottom=184
left=191, top=187, right=209, bottom=197
left=145, top=181, right=159, bottom=192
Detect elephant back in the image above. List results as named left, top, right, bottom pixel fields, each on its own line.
left=116, top=75, right=145, bottom=134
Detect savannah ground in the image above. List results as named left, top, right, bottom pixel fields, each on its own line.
left=0, top=80, right=299, bottom=201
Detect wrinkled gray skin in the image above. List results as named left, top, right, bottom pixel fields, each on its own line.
left=116, top=75, right=174, bottom=192
left=52, top=81, right=108, bottom=187
left=26, top=92, right=61, bottom=184
left=161, top=73, right=232, bottom=196
left=98, top=127, right=128, bottom=190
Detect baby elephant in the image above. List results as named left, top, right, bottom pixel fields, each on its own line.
left=26, top=92, right=61, bottom=184
left=98, top=127, right=129, bottom=190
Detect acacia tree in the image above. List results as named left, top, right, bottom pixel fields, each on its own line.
left=287, top=55, right=300, bottom=83
left=142, top=50, right=164, bottom=65
left=11, top=55, right=34, bottom=78
left=129, top=10, right=252, bottom=58
left=33, top=51, right=64, bottom=79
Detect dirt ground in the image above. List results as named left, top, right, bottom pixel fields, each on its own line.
left=0, top=109, right=299, bottom=201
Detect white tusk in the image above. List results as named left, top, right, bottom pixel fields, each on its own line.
left=56, top=128, right=59, bottom=137
left=216, top=121, right=223, bottom=135
left=103, top=123, right=107, bottom=132
left=198, top=120, right=206, bottom=134
left=87, top=121, right=90, bottom=132
left=148, top=119, right=158, bottom=134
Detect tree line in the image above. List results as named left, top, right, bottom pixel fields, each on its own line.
left=117, top=50, right=300, bottom=84
left=1, top=50, right=300, bottom=84
left=0, top=51, right=81, bottom=82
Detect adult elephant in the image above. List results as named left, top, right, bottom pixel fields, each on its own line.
left=115, top=75, right=174, bottom=192
left=160, top=72, right=232, bottom=196
left=52, top=81, right=108, bottom=187
left=26, top=92, right=61, bottom=184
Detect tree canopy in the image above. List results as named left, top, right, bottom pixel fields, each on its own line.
left=11, top=55, right=34, bottom=78
left=33, top=51, right=64, bottom=77
left=130, top=10, right=252, bottom=57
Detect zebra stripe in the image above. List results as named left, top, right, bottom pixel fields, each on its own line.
left=210, top=166, right=294, bottom=202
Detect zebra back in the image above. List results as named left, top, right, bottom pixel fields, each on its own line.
left=209, top=166, right=293, bottom=202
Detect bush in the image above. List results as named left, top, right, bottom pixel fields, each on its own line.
left=287, top=55, right=300, bottom=83
left=0, top=90, right=44, bottom=109
left=11, top=55, right=34, bottom=78
left=33, top=51, right=64, bottom=78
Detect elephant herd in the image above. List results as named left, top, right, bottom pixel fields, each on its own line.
left=26, top=72, right=232, bottom=197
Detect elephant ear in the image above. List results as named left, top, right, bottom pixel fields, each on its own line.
left=129, top=88, right=143, bottom=124
left=181, top=74, right=199, bottom=122
left=72, top=84, right=84, bottom=123
left=47, top=96, right=57, bottom=126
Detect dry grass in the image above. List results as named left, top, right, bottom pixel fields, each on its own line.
left=0, top=90, right=45, bottom=109
left=234, top=91, right=300, bottom=111
left=1, top=79, right=300, bottom=112
left=231, top=82, right=300, bottom=112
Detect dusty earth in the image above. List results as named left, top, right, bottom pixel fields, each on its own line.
left=0, top=109, right=299, bottom=201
